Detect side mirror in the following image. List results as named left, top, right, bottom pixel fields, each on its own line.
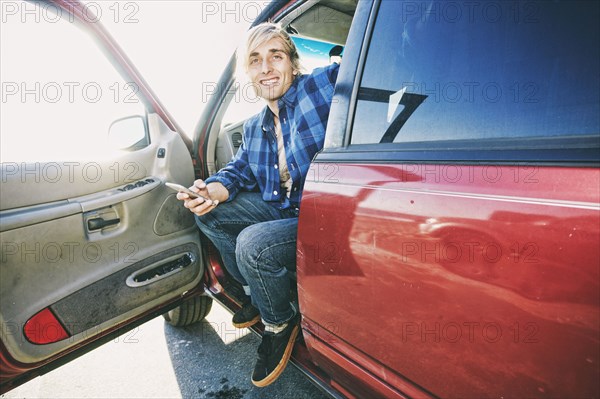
left=108, top=115, right=149, bottom=150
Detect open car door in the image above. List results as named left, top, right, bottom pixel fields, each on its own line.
left=1, top=0, right=206, bottom=392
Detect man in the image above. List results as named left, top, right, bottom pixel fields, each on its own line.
left=177, top=23, right=339, bottom=387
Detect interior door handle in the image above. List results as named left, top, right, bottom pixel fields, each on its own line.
left=87, top=217, right=120, bottom=231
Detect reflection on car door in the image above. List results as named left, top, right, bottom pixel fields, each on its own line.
left=297, top=1, right=600, bottom=398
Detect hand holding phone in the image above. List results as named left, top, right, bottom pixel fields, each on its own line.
left=165, top=182, right=211, bottom=202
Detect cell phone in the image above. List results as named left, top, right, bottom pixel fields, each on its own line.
left=165, top=182, right=210, bottom=202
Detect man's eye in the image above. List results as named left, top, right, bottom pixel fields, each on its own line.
left=250, top=58, right=259, bottom=65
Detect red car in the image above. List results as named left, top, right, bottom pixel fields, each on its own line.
left=1, top=0, right=598, bottom=397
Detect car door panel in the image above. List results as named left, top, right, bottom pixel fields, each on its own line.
left=298, top=163, right=599, bottom=398
left=0, top=113, right=201, bottom=364
left=294, top=0, right=600, bottom=396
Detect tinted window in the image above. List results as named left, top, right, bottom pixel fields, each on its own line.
left=351, top=0, right=600, bottom=145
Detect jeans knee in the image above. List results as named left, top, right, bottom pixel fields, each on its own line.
left=236, top=226, right=289, bottom=275
left=236, top=227, right=259, bottom=270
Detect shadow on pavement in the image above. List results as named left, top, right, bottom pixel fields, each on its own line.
left=163, top=305, right=329, bottom=399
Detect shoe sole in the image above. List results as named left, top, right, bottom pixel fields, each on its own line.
left=251, top=323, right=300, bottom=387
left=232, top=314, right=261, bottom=329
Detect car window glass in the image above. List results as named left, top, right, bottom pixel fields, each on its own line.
left=0, top=3, right=146, bottom=162
left=351, top=0, right=600, bottom=145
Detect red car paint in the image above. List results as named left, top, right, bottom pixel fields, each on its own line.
left=298, top=164, right=599, bottom=398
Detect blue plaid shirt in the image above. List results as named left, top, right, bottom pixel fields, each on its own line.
left=205, top=63, right=339, bottom=210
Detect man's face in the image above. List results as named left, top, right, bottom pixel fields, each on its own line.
left=247, top=37, right=295, bottom=106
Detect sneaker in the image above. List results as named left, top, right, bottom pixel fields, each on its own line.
left=251, top=314, right=300, bottom=387
left=232, top=301, right=260, bottom=328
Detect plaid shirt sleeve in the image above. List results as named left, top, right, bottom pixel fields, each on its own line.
left=204, top=118, right=259, bottom=202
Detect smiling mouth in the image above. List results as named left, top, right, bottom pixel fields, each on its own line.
left=260, top=77, right=279, bottom=86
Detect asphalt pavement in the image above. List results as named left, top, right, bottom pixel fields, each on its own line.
left=1, top=301, right=330, bottom=399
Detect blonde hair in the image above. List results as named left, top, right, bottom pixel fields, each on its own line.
left=236, top=23, right=302, bottom=77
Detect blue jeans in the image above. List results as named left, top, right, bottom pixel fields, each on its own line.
left=195, top=192, right=298, bottom=325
